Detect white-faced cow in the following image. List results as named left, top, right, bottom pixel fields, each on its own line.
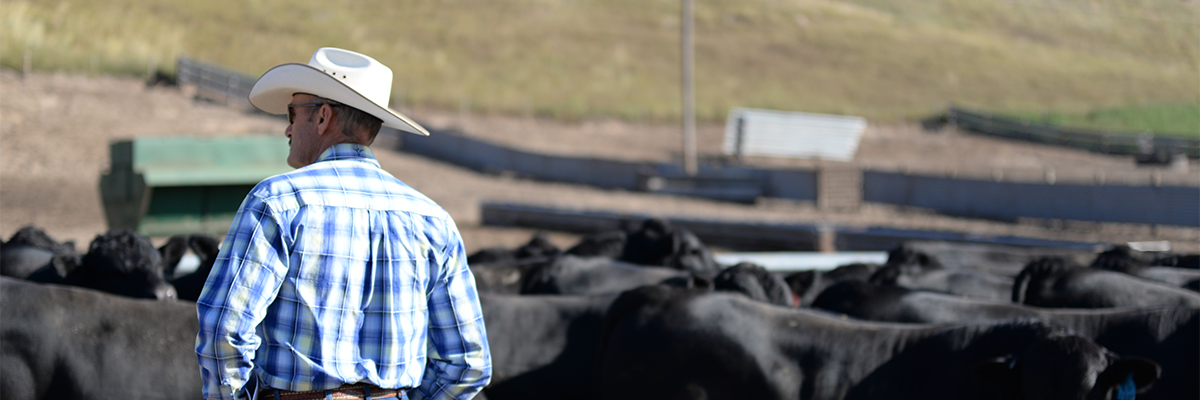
left=160, top=234, right=220, bottom=302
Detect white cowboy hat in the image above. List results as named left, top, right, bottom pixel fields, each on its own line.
left=248, top=47, right=429, bottom=136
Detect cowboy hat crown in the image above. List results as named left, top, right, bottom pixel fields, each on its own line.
left=248, top=47, right=429, bottom=136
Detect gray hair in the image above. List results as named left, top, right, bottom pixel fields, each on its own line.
left=307, top=96, right=384, bottom=144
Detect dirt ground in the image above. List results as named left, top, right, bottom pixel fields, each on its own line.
left=1, top=70, right=1197, bottom=253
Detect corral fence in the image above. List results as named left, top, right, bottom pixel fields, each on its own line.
left=175, top=56, right=258, bottom=110
left=387, top=127, right=1199, bottom=227
left=947, top=106, right=1199, bottom=159
left=479, top=202, right=1109, bottom=253
left=163, top=56, right=1199, bottom=228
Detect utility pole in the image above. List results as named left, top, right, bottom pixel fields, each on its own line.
left=681, top=0, right=697, bottom=175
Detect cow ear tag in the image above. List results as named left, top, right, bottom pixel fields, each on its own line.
left=1116, top=373, right=1136, bottom=400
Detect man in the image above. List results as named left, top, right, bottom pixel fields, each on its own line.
left=195, top=47, right=491, bottom=400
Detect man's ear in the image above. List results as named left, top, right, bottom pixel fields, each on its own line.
left=315, top=104, right=334, bottom=135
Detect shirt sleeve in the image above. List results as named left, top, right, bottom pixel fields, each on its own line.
left=411, top=220, right=492, bottom=400
left=195, top=192, right=290, bottom=400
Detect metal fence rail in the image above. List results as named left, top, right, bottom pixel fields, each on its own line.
left=948, top=106, right=1199, bottom=158
left=176, top=56, right=258, bottom=109
left=479, top=202, right=1109, bottom=252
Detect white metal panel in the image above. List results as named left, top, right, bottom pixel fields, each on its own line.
left=723, top=107, right=867, bottom=161
left=714, top=251, right=888, bottom=272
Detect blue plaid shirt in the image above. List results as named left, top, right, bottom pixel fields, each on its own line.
left=195, top=144, right=491, bottom=400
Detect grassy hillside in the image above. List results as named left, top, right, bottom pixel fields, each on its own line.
left=3, top=0, right=1196, bottom=129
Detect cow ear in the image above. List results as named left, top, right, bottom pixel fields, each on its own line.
left=973, top=356, right=1018, bottom=391
left=868, top=265, right=901, bottom=285
left=51, top=254, right=81, bottom=277
left=786, top=271, right=817, bottom=296
left=1095, top=357, right=1160, bottom=395
left=187, top=235, right=221, bottom=260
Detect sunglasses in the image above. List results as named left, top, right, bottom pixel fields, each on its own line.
left=287, top=103, right=326, bottom=124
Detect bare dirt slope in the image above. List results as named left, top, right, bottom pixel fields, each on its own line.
left=1, top=71, right=1196, bottom=252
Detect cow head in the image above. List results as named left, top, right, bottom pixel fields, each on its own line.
left=1011, top=257, right=1081, bottom=305
left=714, top=262, right=795, bottom=307
left=566, top=230, right=627, bottom=259
left=70, top=230, right=177, bottom=300
left=468, top=232, right=563, bottom=265
left=666, top=228, right=721, bottom=279
left=514, top=232, right=561, bottom=259
left=619, top=218, right=720, bottom=278
left=885, top=244, right=943, bottom=269
left=872, top=246, right=943, bottom=286
left=784, top=270, right=818, bottom=301
left=1090, top=245, right=1155, bottom=274
left=975, top=335, right=1159, bottom=400
left=4, top=225, right=76, bottom=254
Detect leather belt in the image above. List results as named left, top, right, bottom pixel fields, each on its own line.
left=260, top=383, right=404, bottom=400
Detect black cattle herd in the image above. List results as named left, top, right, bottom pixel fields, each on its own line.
left=0, top=220, right=1197, bottom=400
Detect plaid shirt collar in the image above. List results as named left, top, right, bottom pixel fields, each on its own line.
left=314, top=143, right=381, bottom=168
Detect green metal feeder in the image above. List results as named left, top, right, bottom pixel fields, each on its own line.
left=99, top=135, right=291, bottom=237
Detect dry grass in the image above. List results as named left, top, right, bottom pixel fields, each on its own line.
left=2, top=0, right=1196, bottom=124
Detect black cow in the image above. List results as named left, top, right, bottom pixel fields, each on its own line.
left=0, top=226, right=78, bottom=280
left=0, top=277, right=200, bottom=400
left=479, top=292, right=616, bottom=400
left=468, top=232, right=561, bottom=266
left=1098, top=263, right=1200, bottom=292
left=869, top=261, right=1013, bottom=302
left=784, top=263, right=879, bottom=306
left=2, top=226, right=76, bottom=254
left=814, top=281, right=1030, bottom=324
left=1153, top=254, right=1199, bottom=270
left=1014, top=257, right=1200, bottom=309
left=48, top=230, right=178, bottom=300
left=471, top=257, right=555, bottom=295
left=1090, top=246, right=1200, bottom=290
left=568, top=218, right=722, bottom=279
left=713, top=262, right=795, bottom=307
left=520, top=255, right=692, bottom=295
left=1091, top=245, right=1161, bottom=269
left=812, top=280, right=1198, bottom=399
left=896, top=240, right=1096, bottom=277
left=596, top=285, right=1160, bottom=400
left=564, top=230, right=626, bottom=259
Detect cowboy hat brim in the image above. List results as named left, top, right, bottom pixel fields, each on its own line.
left=248, top=63, right=429, bottom=136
